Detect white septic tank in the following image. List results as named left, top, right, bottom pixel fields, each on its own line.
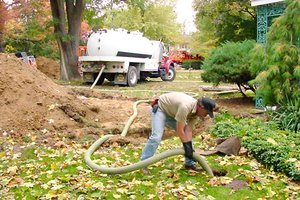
left=86, top=29, right=162, bottom=60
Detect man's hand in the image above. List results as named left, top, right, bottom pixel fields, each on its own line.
left=183, top=141, right=194, bottom=159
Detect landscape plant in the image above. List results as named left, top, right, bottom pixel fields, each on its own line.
left=268, top=98, right=300, bottom=132
left=210, top=112, right=300, bottom=181
left=201, top=40, right=256, bottom=96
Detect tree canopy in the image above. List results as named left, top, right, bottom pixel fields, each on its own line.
left=2, top=0, right=58, bottom=58
left=84, top=0, right=183, bottom=45
left=192, top=0, right=256, bottom=55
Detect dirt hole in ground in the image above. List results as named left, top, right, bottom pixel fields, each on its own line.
left=212, top=169, right=228, bottom=177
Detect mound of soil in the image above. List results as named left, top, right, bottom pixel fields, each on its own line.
left=0, top=53, right=151, bottom=145
left=36, top=56, right=60, bottom=79
left=0, top=54, right=90, bottom=133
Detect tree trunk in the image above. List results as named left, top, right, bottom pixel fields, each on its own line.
left=0, top=1, right=5, bottom=52
left=0, top=32, right=4, bottom=53
left=237, top=83, right=247, bottom=97
left=50, top=0, right=84, bottom=80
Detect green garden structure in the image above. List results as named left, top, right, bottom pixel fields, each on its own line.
left=251, top=0, right=285, bottom=44
left=251, top=0, right=285, bottom=108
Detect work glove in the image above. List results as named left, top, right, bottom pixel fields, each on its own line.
left=182, top=141, right=194, bottom=159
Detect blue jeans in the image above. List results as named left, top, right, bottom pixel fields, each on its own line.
left=140, top=107, right=195, bottom=165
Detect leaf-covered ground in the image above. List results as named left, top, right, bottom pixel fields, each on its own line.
left=0, top=56, right=298, bottom=199
left=1, top=131, right=299, bottom=199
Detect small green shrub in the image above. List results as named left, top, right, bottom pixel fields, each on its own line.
left=201, top=40, right=256, bottom=96
left=182, top=60, right=203, bottom=70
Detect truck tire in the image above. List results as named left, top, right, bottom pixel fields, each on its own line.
left=127, top=66, right=138, bottom=87
left=161, top=66, right=176, bottom=81
left=93, top=73, right=105, bottom=85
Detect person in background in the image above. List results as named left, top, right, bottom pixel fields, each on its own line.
left=141, top=92, right=216, bottom=172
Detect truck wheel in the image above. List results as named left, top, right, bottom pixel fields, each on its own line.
left=161, top=66, right=176, bottom=81
left=127, top=66, right=138, bottom=87
left=93, top=73, right=105, bottom=85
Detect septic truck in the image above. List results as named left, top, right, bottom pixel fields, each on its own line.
left=78, top=29, right=176, bottom=87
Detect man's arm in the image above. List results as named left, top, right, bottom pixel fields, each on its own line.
left=176, top=122, right=193, bottom=142
left=184, top=125, right=193, bottom=141
left=177, top=122, right=194, bottom=159
left=176, top=122, right=188, bottom=142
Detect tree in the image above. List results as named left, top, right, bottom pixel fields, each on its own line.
left=3, top=1, right=58, bottom=58
left=201, top=40, right=256, bottom=96
left=0, top=0, right=6, bottom=52
left=82, top=0, right=182, bottom=45
left=143, top=3, right=182, bottom=45
left=99, top=0, right=182, bottom=44
left=250, top=0, right=300, bottom=105
left=189, top=16, right=217, bottom=57
left=84, top=0, right=126, bottom=29
left=193, top=0, right=256, bottom=45
left=50, top=0, right=84, bottom=80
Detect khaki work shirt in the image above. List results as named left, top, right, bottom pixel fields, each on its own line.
left=158, top=92, right=199, bottom=127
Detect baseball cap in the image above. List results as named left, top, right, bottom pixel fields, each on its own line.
left=198, top=97, right=216, bottom=118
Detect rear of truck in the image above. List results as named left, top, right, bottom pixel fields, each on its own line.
left=78, top=29, right=176, bottom=86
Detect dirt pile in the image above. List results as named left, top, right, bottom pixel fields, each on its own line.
left=0, top=53, right=93, bottom=133
left=0, top=53, right=152, bottom=145
left=36, top=56, right=60, bottom=79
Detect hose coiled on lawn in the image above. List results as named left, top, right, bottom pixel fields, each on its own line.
left=84, top=100, right=214, bottom=176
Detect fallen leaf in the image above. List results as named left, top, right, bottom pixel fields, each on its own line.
left=113, top=194, right=121, bottom=199
left=7, top=166, right=18, bottom=175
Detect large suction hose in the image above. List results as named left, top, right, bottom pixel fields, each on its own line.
left=84, top=100, right=214, bottom=176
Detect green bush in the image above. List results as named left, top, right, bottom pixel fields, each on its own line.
left=201, top=40, right=256, bottom=96
left=268, top=98, right=300, bottom=132
left=182, top=60, right=203, bottom=70
left=210, top=113, right=300, bottom=181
